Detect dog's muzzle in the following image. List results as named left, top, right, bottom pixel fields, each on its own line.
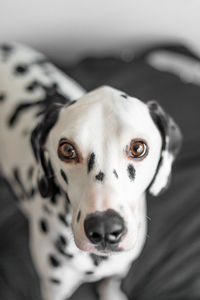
left=84, top=209, right=126, bottom=251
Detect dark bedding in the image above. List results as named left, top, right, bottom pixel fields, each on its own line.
left=0, top=43, right=200, bottom=300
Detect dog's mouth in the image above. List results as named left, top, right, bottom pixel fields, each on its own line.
left=94, top=240, right=124, bottom=253
left=73, top=235, right=125, bottom=256
left=88, top=246, right=124, bottom=257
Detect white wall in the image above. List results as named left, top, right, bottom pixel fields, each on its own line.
left=1, top=0, right=200, bottom=62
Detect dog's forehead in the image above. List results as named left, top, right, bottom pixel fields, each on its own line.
left=60, top=87, right=152, bottom=128
left=52, top=86, right=161, bottom=149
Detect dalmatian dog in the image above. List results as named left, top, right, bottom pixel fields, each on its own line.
left=0, top=43, right=182, bottom=300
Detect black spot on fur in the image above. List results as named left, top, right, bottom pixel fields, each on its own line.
left=39, top=218, right=48, bottom=233
left=58, top=235, right=67, bottom=247
left=31, top=105, right=61, bottom=161
left=127, top=164, right=135, bottom=181
left=85, top=271, right=94, bottom=275
left=121, top=94, right=128, bottom=99
left=113, top=169, right=118, bottom=179
left=88, top=153, right=95, bottom=173
left=48, top=254, right=61, bottom=268
left=26, top=80, right=40, bottom=91
left=58, top=213, right=69, bottom=227
left=55, top=238, right=73, bottom=259
left=95, top=171, right=105, bottom=182
left=38, top=176, right=51, bottom=198
left=0, top=93, right=6, bottom=102
left=9, top=102, right=41, bottom=127
left=77, top=211, right=81, bottom=223
left=49, top=278, right=61, bottom=284
left=9, top=82, right=69, bottom=127
left=64, top=193, right=70, bottom=204
left=90, top=254, right=108, bottom=266
left=43, top=204, right=52, bottom=214
left=50, top=195, right=57, bottom=205
left=14, top=64, right=28, bottom=75
left=60, top=169, right=68, bottom=184
left=27, top=166, right=34, bottom=180
left=36, top=159, right=60, bottom=199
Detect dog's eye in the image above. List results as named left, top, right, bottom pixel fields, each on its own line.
left=129, top=140, right=148, bottom=159
left=58, top=140, right=77, bottom=161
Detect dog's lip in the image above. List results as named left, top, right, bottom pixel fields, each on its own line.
left=89, top=246, right=124, bottom=256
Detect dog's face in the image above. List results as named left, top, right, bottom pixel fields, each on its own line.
left=32, top=86, right=182, bottom=255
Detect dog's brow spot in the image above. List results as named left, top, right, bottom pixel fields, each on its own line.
left=58, top=213, right=69, bottom=227
left=49, top=278, right=61, bottom=284
left=60, top=169, right=68, bottom=184
left=127, top=164, right=136, bottom=181
left=48, top=254, right=61, bottom=268
left=85, top=271, right=94, bottom=275
left=14, top=64, right=28, bottom=74
left=95, top=171, right=105, bottom=182
left=0, top=93, right=6, bottom=102
left=39, top=218, right=49, bottom=233
left=77, top=211, right=81, bottom=223
left=113, top=169, right=119, bottom=179
left=88, top=153, right=95, bottom=173
left=121, top=94, right=128, bottom=99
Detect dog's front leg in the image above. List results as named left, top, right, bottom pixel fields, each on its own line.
left=40, top=275, right=82, bottom=300
left=97, top=276, right=129, bottom=300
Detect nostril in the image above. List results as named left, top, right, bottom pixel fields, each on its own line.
left=89, top=231, right=103, bottom=244
left=106, top=229, right=124, bottom=244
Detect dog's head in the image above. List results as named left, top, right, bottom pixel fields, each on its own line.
left=31, top=86, right=182, bottom=255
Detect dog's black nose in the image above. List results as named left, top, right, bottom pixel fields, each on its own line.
left=84, top=209, right=125, bottom=247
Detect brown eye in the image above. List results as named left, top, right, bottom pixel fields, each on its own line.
left=129, top=140, right=148, bottom=159
left=58, top=140, right=77, bottom=161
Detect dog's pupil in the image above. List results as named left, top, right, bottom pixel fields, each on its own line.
left=64, top=145, right=73, bottom=156
left=133, top=143, right=143, bottom=154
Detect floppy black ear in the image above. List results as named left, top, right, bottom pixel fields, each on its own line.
left=147, top=101, right=182, bottom=196
left=31, top=103, right=63, bottom=198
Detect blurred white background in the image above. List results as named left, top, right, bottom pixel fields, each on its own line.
left=0, top=0, right=200, bottom=62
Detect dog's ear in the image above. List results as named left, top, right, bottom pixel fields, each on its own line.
left=147, top=101, right=182, bottom=196
left=31, top=103, right=63, bottom=198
